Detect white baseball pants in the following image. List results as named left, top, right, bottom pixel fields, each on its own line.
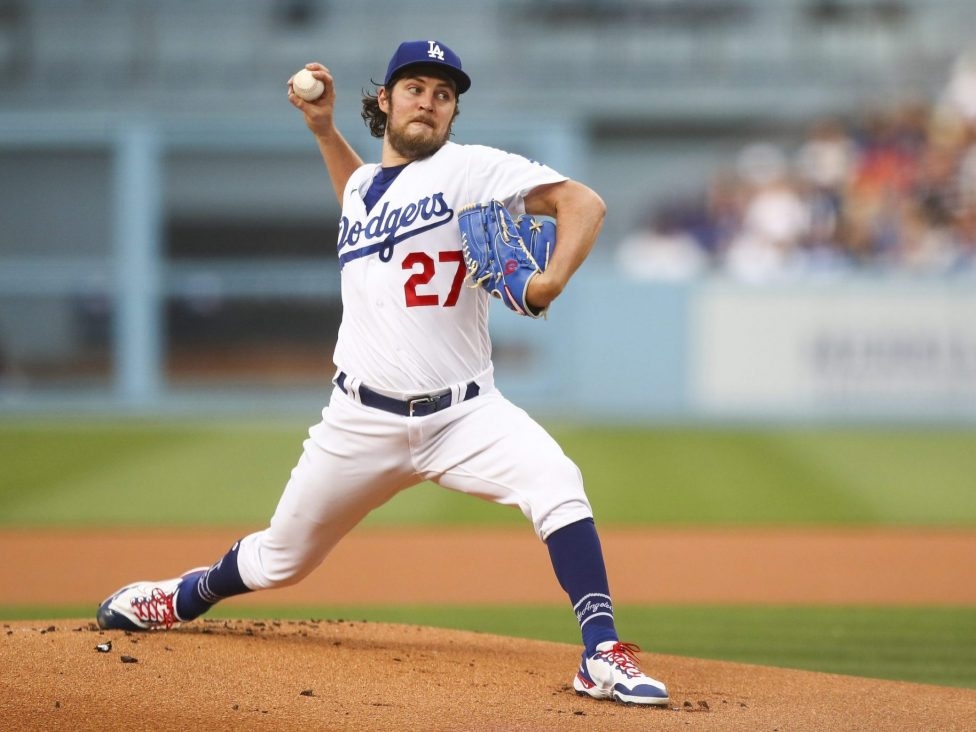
left=235, top=384, right=593, bottom=591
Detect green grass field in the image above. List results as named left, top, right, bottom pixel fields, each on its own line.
left=1, top=418, right=974, bottom=687
left=3, top=419, right=974, bottom=527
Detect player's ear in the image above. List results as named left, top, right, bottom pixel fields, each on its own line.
left=377, top=86, right=390, bottom=114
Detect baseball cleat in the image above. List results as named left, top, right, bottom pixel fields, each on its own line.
left=573, top=641, right=670, bottom=706
left=96, top=567, right=208, bottom=631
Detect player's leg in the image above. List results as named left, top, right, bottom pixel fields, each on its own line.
left=97, top=390, right=415, bottom=631
left=420, top=391, right=669, bottom=706
left=545, top=518, right=669, bottom=705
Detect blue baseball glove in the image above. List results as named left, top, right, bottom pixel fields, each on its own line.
left=457, top=201, right=557, bottom=318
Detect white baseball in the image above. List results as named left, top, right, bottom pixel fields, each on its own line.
left=292, top=68, right=325, bottom=101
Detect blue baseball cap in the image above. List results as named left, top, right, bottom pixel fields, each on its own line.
left=384, top=40, right=471, bottom=94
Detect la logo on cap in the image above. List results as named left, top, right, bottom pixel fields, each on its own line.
left=427, top=41, right=445, bottom=61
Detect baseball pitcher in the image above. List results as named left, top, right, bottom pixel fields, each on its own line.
left=96, top=39, right=669, bottom=707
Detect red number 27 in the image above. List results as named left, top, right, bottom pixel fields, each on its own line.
left=402, top=251, right=467, bottom=307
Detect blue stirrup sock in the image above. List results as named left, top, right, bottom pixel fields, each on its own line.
left=546, top=517, right=619, bottom=654
left=175, top=539, right=251, bottom=621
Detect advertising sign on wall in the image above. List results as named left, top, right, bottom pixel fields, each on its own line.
left=693, top=283, right=976, bottom=419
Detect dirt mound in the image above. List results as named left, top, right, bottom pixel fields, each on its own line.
left=4, top=618, right=975, bottom=731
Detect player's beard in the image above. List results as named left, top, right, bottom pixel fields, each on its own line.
left=387, top=113, right=451, bottom=161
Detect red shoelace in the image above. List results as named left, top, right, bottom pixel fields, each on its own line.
left=599, top=642, right=643, bottom=678
left=131, top=587, right=178, bottom=629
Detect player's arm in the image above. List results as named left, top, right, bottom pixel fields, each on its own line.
left=522, top=180, right=606, bottom=311
left=288, top=63, right=364, bottom=204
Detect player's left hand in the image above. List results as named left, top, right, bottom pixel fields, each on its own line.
left=457, top=201, right=557, bottom=317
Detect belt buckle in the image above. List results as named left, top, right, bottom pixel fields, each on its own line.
left=407, top=395, right=436, bottom=417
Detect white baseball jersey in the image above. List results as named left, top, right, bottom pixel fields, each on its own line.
left=333, top=141, right=566, bottom=393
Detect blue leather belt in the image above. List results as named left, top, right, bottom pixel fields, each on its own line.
left=336, top=371, right=480, bottom=417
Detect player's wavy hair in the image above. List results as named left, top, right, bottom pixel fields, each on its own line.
left=361, top=69, right=461, bottom=139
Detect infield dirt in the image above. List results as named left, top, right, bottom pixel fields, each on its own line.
left=2, top=527, right=975, bottom=731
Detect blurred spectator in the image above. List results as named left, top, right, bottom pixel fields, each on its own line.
left=913, top=143, right=959, bottom=229
left=722, top=143, right=811, bottom=282
left=796, top=117, right=858, bottom=194
left=892, top=198, right=958, bottom=274
left=615, top=202, right=710, bottom=281
left=795, top=117, right=857, bottom=253
left=957, top=129, right=976, bottom=211
left=696, top=170, right=744, bottom=256
left=939, top=47, right=976, bottom=124
left=948, top=204, right=976, bottom=274
left=843, top=105, right=925, bottom=264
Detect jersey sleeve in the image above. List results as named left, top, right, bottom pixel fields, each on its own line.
left=461, top=144, right=568, bottom=215
left=342, top=163, right=381, bottom=201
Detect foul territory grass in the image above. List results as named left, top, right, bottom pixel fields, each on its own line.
left=5, top=604, right=974, bottom=689
left=1, top=419, right=975, bottom=526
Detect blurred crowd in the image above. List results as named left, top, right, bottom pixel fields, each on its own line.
left=616, top=50, right=976, bottom=282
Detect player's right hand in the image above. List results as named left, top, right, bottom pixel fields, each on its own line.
left=288, top=63, right=337, bottom=135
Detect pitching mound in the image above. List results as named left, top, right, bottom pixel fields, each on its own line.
left=4, top=618, right=975, bottom=731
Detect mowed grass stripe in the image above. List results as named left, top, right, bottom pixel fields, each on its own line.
left=1, top=420, right=974, bottom=526
left=552, top=426, right=976, bottom=525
